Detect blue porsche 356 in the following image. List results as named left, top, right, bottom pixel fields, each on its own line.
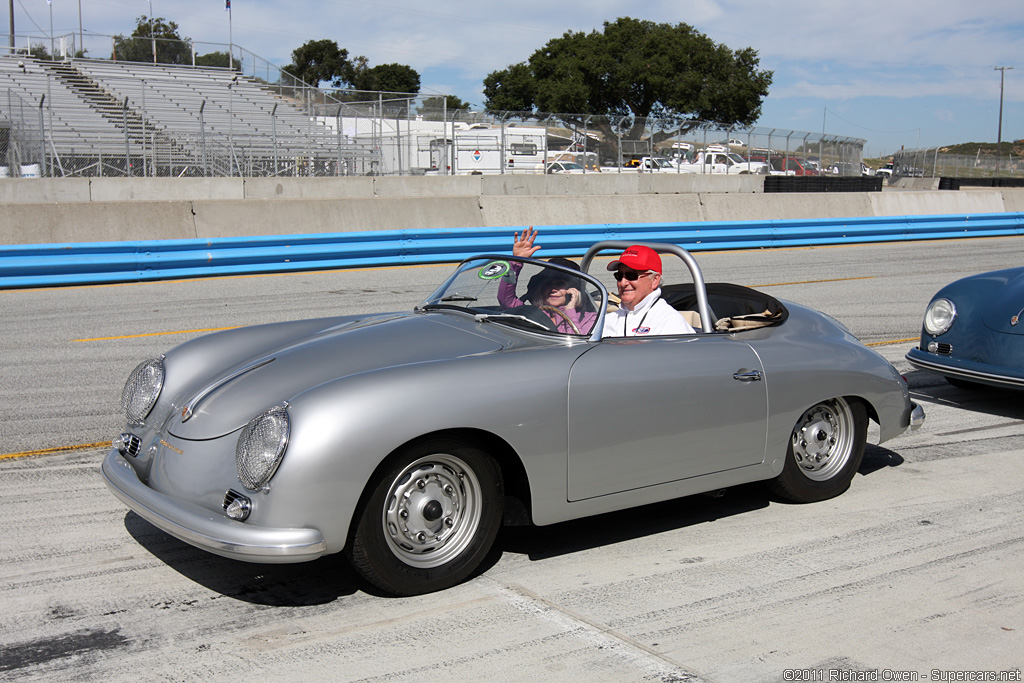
left=907, top=266, right=1024, bottom=390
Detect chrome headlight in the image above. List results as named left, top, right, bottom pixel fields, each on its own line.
left=121, top=358, right=165, bottom=426
left=924, top=298, right=957, bottom=336
left=236, top=405, right=290, bottom=491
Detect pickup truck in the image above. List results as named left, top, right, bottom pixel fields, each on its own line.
left=675, top=148, right=770, bottom=175
left=602, top=156, right=683, bottom=173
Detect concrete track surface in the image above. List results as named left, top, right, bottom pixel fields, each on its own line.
left=1, top=237, right=1022, bottom=682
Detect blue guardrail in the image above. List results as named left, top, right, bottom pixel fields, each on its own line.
left=2, top=212, right=1022, bottom=288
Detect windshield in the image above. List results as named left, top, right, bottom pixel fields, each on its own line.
left=421, top=257, right=606, bottom=337
left=651, top=157, right=674, bottom=168
left=558, top=162, right=585, bottom=170
left=726, top=153, right=748, bottom=165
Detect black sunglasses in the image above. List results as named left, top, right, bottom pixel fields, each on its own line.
left=613, top=269, right=650, bottom=281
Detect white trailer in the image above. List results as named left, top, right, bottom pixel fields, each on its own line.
left=319, top=116, right=548, bottom=175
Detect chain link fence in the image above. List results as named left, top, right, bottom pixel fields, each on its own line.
left=893, top=147, right=1024, bottom=180
left=2, top=36, right=866, bottom=179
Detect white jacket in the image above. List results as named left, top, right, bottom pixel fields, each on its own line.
left=603, top=288, right=695, bottom=337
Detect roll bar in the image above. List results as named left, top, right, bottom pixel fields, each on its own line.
left=581, top=241, right=717, bottom=333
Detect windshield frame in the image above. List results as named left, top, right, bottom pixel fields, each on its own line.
left=420, top=254, right=609, bottom=342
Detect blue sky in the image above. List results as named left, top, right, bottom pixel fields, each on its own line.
left=10, top=0, right=1023, bottom=157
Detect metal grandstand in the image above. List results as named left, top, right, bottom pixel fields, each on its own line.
left=1, top=46, right=867, bottom=179
left=0, top=55, right=382, bottom=177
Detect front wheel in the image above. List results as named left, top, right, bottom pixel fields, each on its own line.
left=768, top=397, right=867, bottom=503
left=347, top=439, right=504, bottom=596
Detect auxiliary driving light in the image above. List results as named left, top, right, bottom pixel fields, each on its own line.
left=223, top=490, right=252, bottom=521
left=113, top=433, right=141, bottom=458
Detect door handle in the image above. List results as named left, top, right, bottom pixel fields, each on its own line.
left=733, top=370, right=762, bottom=382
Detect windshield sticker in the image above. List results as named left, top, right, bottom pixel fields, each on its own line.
left=478, top=260, right=510, bottom=280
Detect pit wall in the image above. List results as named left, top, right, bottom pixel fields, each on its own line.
left=1, top=175, right=1022, bottom=245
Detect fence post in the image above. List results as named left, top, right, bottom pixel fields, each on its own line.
left=36, top=94, right=45, bottom=176
left=123, top=96, right=129, bottom=176
left=199, top=99, right=207, bottom=176
left=273, top=102, right=279, bottom=177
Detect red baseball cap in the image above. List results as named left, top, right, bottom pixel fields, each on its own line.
left=607, top=245, right=662, bottom=274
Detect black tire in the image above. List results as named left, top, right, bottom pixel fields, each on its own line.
left=347, top=439, right=504, bottom=596
left=768, top=397, right=868, bottom=503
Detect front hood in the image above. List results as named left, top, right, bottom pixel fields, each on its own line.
left=167, top=312, right=501, bottom=440
left=981, top=268, right=1024, bottom=335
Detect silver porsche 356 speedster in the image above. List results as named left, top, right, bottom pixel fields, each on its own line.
left=103, top=241, right=924, bottom=595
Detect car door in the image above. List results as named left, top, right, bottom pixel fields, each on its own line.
left=566, top=334, right=768, bottom=501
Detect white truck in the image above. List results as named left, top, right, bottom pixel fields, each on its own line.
left=676, top=147, right=770, bottom=175
left=602, top=156, right=684, bottom=173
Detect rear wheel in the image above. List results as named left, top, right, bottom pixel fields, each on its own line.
left=347, top=439, right=504, bottom=596
left=769, top=397, right=867, bottom=503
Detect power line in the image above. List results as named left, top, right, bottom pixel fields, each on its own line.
left=824, top=107, right=919, bottom=136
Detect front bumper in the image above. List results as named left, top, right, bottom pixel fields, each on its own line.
left=102, top=449, right=327, bottom=563
left=906, top=347, right=1024, bottom=390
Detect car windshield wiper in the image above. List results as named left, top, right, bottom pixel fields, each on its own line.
left=417, top=303, right=471, bottom=313
left=474, top=312, right=550, bottom=332
left=439, top=293, right=477, bottom=302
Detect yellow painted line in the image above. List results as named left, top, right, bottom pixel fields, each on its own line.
left=74, top=326, right=239, bottom=342
left=1, top=261, right=453, bottom=293
left=751, top=275, right=874, bottom=288
left=0, top=442, right=110, bottom=462
left=866, top=337, right=918, bottom=347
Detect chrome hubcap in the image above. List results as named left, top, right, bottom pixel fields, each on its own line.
left=382, top=454, right=482, bottom=568
left=791, top=398, right=854, bottom=481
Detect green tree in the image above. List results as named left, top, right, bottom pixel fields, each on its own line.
left=482, top=17, right=772, bottom=145
left=350, top=63, right=421, bottom=95
left=282, top=39, right=351, bottom=87
left=112, top=16, right=191, bottom=65
left=195, top=51, right=232, bottom=69
left=481, top=62, right=535, bottom=112
left=28, top=44, right=52, bottom=60
left=417, top=95, right=471, bottom=119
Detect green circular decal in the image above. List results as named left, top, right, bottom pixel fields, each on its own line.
left=478, top=260, right=511, bottom=280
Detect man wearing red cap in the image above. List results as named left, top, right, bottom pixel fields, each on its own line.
left=604, top=245, right=695, bottom=337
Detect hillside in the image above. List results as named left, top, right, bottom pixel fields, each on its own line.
left=938, top=140, right=1022, bottom=156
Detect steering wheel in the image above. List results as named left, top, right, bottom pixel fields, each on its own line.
left=538, top=305, right=580, bottom=334
left=507, top=305, right=558, bottom=331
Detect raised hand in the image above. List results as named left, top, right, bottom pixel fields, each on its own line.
left=512, top=227, right=541, bottom=259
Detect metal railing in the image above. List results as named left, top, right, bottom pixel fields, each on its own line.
left=893, top=147, right=1024, bottom=180
left=1, top=37, right=867, bottom=179
left=3, top=212, right=1019, bottom=288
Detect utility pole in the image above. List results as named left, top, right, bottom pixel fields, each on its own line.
left=995, top=66, right=1013, bottom=174
left=148, top=0, right=156, bottom=64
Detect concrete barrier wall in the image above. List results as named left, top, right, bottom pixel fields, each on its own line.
left=0, top=178, right=93, bottom=203
left=2, top=176, right=1023, bottom=246
left=192, top=197, right=486, bottom=239
left=479, top=195, right=707, bottom=227
left=89, top=177, right=246, bottom=202
left=869, top=190, right=1008, bottom=217
left=0, top=201, right=198, bottom=244
left=243, top=177, right=376, bottom=199
left=1002, top=190, right=1024, bottom=213
left=698, top=193, right=876, bottom=222
left=0, top=173, right=770, bottom=203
